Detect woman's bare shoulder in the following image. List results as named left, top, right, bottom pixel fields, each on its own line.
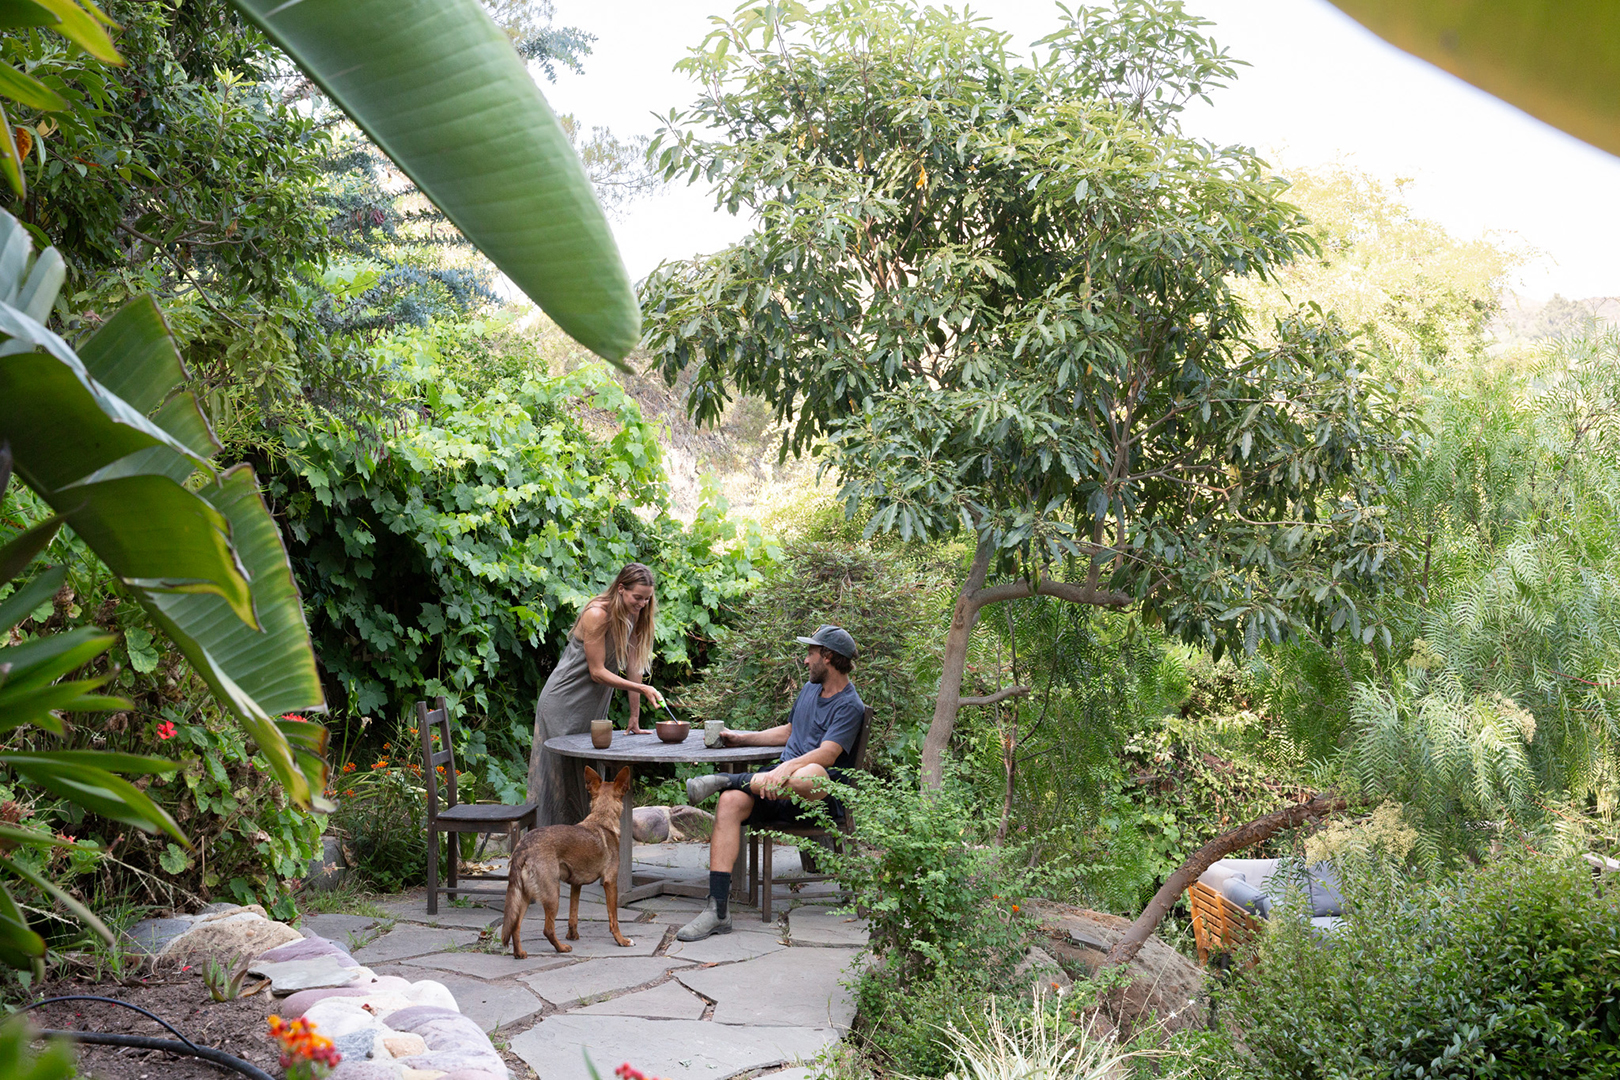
left=575, top=600, right=610, bottom=636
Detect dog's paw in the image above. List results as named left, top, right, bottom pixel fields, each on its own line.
left=615, top=937, right=635, bottom=948
left=552, top=942, right=572, bottom=953
left=566, top=928, right=580, bottom=940
left=513, top=948, right=528, bottom=960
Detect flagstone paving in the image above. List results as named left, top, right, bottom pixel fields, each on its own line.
left=347, top=842, right=864, bottom=1079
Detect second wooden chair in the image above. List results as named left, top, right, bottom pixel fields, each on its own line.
left=418, top=696, right=539, bottom=914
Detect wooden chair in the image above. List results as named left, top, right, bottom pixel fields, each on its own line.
left=1186, top=875, right=1264, bottom=967
left=747, top=705, right=873, bottom=922
left=418, top=697, right=538, bottom=914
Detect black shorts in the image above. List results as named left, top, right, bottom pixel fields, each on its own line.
left=740, top=767, right=852, bottom=826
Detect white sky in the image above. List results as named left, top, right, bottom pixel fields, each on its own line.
left=542, top=0, right=1620, bottom=301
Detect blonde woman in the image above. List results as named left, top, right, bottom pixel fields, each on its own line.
left=526, top=563, right=663, bottom=825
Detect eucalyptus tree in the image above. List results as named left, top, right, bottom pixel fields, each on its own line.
left=642, top=0, right=1413, bottom=784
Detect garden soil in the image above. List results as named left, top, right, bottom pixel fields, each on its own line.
left=25, top=963, right=283, bottom=1080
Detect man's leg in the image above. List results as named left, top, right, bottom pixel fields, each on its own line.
left=747, top=763, right=831, bottom=801
left=678, top=789, right=751, bottom=941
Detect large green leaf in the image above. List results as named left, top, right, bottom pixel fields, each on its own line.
left=137, top=465, right=328, bottom=810
left=57, top=474, right=255, bottom=625
left=1329, top=2, right=1620, bottom=157
left=77, top=295, right=187, bottom=414
left=0, top=752, right=184, bottom=842
left=228, top=0, right=639, bottom=363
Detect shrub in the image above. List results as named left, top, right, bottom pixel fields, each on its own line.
left=680, top=541, right=942, bottom=769
left=1204, top=852, right=1620, bottom=1079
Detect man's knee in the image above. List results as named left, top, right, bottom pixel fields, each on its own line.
left=788, top=764, right=830, bottom=800
left=715, top=789, right=753, bottom=822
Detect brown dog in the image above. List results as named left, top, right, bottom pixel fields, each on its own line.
left=501, top=765, right=634, bottom=957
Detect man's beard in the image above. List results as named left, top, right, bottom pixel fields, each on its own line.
left=808, top=666, right=826, bottom=684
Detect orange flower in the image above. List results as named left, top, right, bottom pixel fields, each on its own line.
left=1010, top=904, right=1020, bottom=913
left=372, top=759, right=388, bottom=770
left=382, top=742, right=391, bottom=750
left=342, top=762, right=356, bottom=773
left=267, top=1015, right=341, bottom=1071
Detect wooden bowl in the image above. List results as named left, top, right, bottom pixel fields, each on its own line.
left=655, top=719, right=691, bottom=743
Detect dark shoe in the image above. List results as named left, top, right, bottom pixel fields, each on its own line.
left=675, top=897, right=733, bottom=941
left=685, top=773, right=730, bottom=805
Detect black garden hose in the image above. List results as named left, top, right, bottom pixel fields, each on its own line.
left=37, top=1030, right=277, bottom=1080
left=20, top=994, right=275, bottom=1080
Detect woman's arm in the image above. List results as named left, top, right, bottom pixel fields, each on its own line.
left=578, top=604, right=661, bottom=707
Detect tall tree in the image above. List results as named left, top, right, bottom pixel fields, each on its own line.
left=642, top=0, right=1414, bottom=785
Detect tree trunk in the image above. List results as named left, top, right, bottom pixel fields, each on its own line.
left=921, top=535, right=993, bottom=788
left=1100, top=792, right=1347, bottom=969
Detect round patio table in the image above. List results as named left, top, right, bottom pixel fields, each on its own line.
left=544, top=729, right=777, bottom=902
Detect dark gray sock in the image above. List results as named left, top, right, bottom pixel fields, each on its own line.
left=709, top=870, right=731, bottom=920
left=724, top=771, right=755, bottom=791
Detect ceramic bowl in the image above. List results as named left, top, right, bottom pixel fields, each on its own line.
left=656, top=719, right=691, bottom=743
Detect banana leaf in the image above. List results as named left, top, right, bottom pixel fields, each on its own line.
left=228, top=0, right=640, bottom=363
left=1329, top=1, right=1620, bottom=157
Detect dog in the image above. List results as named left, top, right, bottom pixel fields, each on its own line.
left=501, top=765, right=635, bottom=957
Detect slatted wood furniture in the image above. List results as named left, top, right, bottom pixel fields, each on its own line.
left=1187, top=873, right=1264, bottom=966
left=418, top=697, right=538, bottom=914
left=747, top=705, right=873, bottom=922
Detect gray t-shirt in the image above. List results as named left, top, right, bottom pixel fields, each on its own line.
left=781, top=682, right=866, bottom=768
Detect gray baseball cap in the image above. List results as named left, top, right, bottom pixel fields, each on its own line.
left=795, top=624, right=858, bottom=659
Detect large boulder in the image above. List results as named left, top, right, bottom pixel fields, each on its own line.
left=1023, top=900, right=1205, bottom=1035
left=632, top=805, right=714, bottom=843
left=156, top=905, right=304, bottom=964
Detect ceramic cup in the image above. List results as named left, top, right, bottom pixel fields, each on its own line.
left=703, top=720, right=725, bottom=748
left=590, top=717, right=613, bottom=749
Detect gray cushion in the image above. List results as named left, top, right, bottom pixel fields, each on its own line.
left=1304, top=864, right=1345, bottom=917
left=1215, top=873, right=1272, bottom=919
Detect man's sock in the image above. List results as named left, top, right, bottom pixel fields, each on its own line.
left=723, top=772, right=755, bottom=792
left=709, top=870, right=731, bottom=920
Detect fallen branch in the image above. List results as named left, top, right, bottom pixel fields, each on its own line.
left=960, top=685, right=1031, bottom=707
left=1101, top=791, right=1347, bottom=969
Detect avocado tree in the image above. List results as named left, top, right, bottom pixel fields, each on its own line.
left=642, top=0, right=1415, bottom=785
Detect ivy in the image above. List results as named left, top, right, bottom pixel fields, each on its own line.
left=266, top=322, right=776, bottom=794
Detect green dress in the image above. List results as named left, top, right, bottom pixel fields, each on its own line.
left=526, top=627, right=622, bottom=826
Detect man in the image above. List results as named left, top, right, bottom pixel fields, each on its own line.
left=676, top=625, right=866, bottom=941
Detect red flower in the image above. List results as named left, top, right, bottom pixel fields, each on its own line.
left=155, top=720, right=177, bottom=741
left=282, top=713, right=307, bottom=722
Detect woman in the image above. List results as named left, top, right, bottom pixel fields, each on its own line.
left=526, top=563, right=663, bottom=826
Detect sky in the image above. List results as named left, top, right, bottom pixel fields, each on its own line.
left=541, top=0, right=1620, bottom=301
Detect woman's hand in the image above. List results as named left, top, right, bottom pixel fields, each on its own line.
left=638, top=684, right=664, bottom=710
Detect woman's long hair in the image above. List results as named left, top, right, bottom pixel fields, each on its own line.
left=570, top=563, right=656, bottom=677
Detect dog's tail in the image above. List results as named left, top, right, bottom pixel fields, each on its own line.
left=500, top=846, right=527, bottom=948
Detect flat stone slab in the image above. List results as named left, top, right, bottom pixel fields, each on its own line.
left=521, top=957, right=693, bottom=1007
left=352, top=926, right=481, bottom=965
left=574, top=981, right=706, bottom=1019
left=298, top=914, right=380, bottom=941
left=510, top=1014, right=837, bottom=1080
left=763, top=1068, right=817, bottom=1080
left=666, top=928, right=787, bottom=964
left=377, top=897, right=504, bottom=929
left=375, top=967, right=543, bottom=1033
left=786, top=909, right=867, bottom=947
left=248, top=956, right=373, bottom=995
left=506, top=919, right=660, bottom=958
left=678, top=948, right=859, bottom=1029
left=402, top=949, right=576, bottom=981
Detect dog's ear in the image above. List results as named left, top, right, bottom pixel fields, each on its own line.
left=584, top=766, right=602, bottom=794
left=612, top=766, right=631, bottom=794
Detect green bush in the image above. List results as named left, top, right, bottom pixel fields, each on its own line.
left=1202, top=852, right=1620, bottom=1079
left=825, top=769, right=1051, bottom=981
left=680, top=541, right=942, bottom=769
left=265, top=322, right=775, bottom=795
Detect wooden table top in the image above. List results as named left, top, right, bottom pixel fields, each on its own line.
left=544, top=729, right=779, bottom=765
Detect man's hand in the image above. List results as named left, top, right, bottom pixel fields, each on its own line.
left=754, top=764, right=796, bottom=798
left=719, top=729, right=751, bottom=747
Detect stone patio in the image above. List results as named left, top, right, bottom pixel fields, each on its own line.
left=307, top=842, right=868, bottom=1080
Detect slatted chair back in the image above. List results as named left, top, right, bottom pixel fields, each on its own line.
left=417, top=697, right=458, bottom=817
left=1187, top=878, right=1263, bottom=967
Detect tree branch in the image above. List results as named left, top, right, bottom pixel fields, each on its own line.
left=959, top=684, right=1031, bottom=707
left=971, top=574, right=1131, bottom=613
left=1100, top=791, right=1347, bottom=970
